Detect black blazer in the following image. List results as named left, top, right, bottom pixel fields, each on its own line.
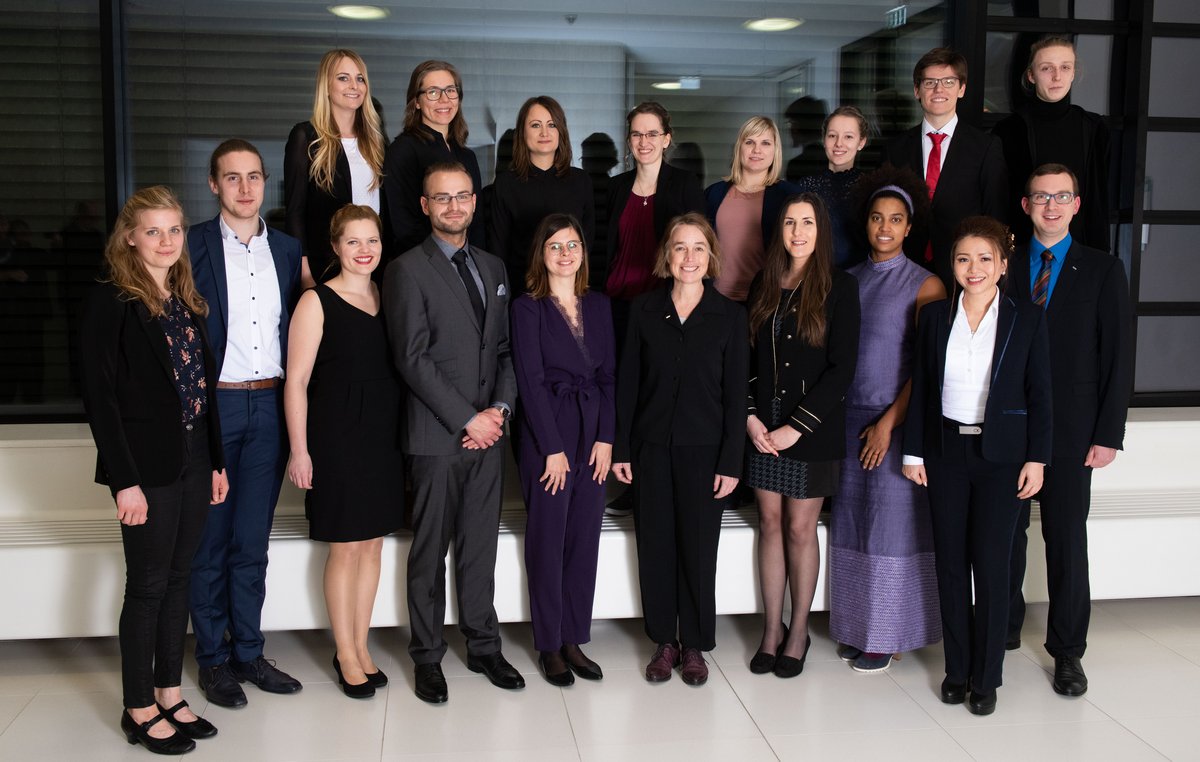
left=747, top=269, right=861, bottom=462
left=614, top=281, right=748, bottom=476
left=603, top=161, right=705, bottom=287
left=80, top=281, right=225, bottom=494
left=704, top=179, right=800, bottom=254
left=1008, top=241, right=1131, bottom=458
left=884, top=121, right=1008, bottom=291
left=903, top=294, right=1052, bottom=465
left=284, top=121, right=358, bottom=282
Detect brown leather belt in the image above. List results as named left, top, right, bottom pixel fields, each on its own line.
left=217, top=378, right=282, bottom=391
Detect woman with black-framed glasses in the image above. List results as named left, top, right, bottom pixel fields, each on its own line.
left=384, top=60, right=485, bottom=255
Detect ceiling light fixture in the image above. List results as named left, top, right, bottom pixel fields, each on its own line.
left=743, top=17, right=803, bottom=32
left=328, top=5, right=390, bottom=21
left=652, top=81, right=683, bottom=90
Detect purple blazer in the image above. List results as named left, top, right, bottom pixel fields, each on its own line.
left=511, top=291, right=616, bottom=464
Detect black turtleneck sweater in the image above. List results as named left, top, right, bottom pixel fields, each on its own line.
left=993, top=97, right=1111, bottom=251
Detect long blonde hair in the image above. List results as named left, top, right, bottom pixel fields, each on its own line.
left=102, top=186, right=207, bottom=318
left=308, top=49, right=386, bottom=194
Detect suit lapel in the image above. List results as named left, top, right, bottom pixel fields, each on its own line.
left=934, top=303, right=951, bottom=393
left=204, top=221, right=230, bottom=339
left=991, top=296, right=1017, bottom=386
left=1046, top=243, right=1082, bottom=316
left=425, top=238, right=482, bottom=333
left=134, top=301, right=175, bottom=383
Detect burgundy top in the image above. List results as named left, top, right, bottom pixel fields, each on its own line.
left=605, top=193, right=660, bottom=301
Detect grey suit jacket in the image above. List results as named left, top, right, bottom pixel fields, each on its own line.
left=383, top=235, right=516, bottom=456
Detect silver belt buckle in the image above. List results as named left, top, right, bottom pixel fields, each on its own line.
left=958, top=424, right=982, bottom=435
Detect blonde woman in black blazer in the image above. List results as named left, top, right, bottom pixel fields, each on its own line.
left=80, top=186, right=227, bottom=755
left=902, top=216, right=1052, bottom=716
left=745, top=192, right=860, bottom=678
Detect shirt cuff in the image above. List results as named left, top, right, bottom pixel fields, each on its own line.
left=902, top=455, right=924, bottom=466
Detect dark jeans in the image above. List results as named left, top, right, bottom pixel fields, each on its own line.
left=120, top=418, right=212, bottom=708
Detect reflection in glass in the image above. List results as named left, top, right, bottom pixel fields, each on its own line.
left=1136, top=317, right=1200, bottom=393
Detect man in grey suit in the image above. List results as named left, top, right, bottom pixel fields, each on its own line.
left=383, top=161, right=524, bottom=703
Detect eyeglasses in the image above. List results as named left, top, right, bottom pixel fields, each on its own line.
left=1026, top=191, right=1076, bottom=205
left=421, top=85, right=459, bottom=101
left=919, top=76, right=961, bottom=90
left=629, top=130, right=664, bottom=141
left=546, top=240, right=582, bottom=254
left=424, top=192, right=473, bottom=205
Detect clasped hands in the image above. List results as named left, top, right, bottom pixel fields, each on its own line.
left=746, top=414, right=800, bottom=456
left=461, top=407, right=506, bottom=450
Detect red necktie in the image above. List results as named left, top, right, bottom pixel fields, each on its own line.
left=924, top=132, right=947, bottom=263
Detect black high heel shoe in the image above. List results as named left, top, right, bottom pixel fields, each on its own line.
left=750, top=624, right=788, bottom=674
left=156, top=699, right=217, bottom=740
left=364, top=667, right=388, bottom=688
left=121, top=709, right=196, bottom=755
left=333, top=654, right=375, bottom=699
left=773, top=633, right=811, bottom=678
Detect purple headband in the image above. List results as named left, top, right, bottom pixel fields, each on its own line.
left=869, top=184, right=914, bottom=215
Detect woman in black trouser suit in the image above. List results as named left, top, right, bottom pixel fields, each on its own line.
left=902, top=216, right=1051, bottom=717
left=80, top=186, right=228, bottom=755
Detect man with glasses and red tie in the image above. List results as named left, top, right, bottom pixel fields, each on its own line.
left=383, top=161, right=524, bottom=705
left=1006, top=163, right=1132, bottom=697
left=885, top=47, right=1008, bottom=291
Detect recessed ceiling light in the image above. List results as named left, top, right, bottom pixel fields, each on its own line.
left=652, top=81, right=683, bottom=90
left=743, top=17, right=804, bottom=32
left=328, top=5, right=390, bottom=21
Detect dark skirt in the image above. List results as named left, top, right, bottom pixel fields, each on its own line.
left=746, top=398, right=840, bottom=499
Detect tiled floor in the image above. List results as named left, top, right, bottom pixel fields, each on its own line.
left=1, top=599, right=1198, bottom=760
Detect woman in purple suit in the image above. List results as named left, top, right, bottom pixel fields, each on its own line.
left=511, top=213, right=616, bottom=687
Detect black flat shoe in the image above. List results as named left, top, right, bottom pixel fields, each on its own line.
left=968, top=689, right=997, bottom=716
left=774, top=633, right=810, bottom=679
left=539, top=651, right=575, bottom=687
left=940, top=677, right=967, bottom=704
left=561, top=645, right=603, bottom=681
left=333, top=654, right=375, bottom=699
left=156, top=700, right=217, bottom=740
left=121, top=710, right=196, bottom=755
left=750, top=624, right=787, bottom=675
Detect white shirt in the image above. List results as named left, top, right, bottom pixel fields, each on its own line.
left=903, top=288, right=1000, bottom=466
left=218, top=215, right=284, bottom=383
left=341, top=137, right=380, bottom=212
left=920, top=113, right=959, bottom=180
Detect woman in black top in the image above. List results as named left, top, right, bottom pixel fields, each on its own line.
left=285, top=48, right=387, bottom=286
left=745, top=192, right=860, bottom=678
left=488, top=95, right=595, bottom=293
left=80, top=186, right=228, bottom=755
left=613, top=213, right=747, bottom=688
left=383, top=60, right=485, bottom=254
left=993, top=36, right=1111, bottom=250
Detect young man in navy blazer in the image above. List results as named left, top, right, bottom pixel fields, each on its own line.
left=187, top=139, right=305, bottom=708
left=885, top=47, right=1008, bottom=292
left=1007, top=163, right=1132, bottom=697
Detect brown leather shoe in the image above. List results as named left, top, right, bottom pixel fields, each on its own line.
left=644, top=642, right=680, bottom=682
left=680, top=648, right=708, bottom=686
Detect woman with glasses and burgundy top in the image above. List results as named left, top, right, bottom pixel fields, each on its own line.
left=285, top=48, right=387, bottom=286
left=81, top=186, right=228, bottom=755
left=384, top=60, right=485, bottom=255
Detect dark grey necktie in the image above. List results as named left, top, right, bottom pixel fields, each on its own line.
left=452, top=249, right=485, bottom=325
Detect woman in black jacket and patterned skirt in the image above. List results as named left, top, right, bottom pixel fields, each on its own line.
left=745, top=192, right=860, bottom=678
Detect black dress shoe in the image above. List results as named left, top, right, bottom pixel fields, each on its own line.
left=1052, top=655, right=1088, bottom=696
left=198, top=661, right=247, bottom=708
left=968, top=689, right=997, bottom=716
left=467, top=651, right=526, bottom=690
left=773, top=633, right=811, bottom=679
left=414, top=662, right=448, bottom=704
left=538, top=651, right=575, bottom=687
left=333, top=654, right=375, bottom=699
left=940, top=677, right=967, bottom=704
left=232, top=656, right=302, bottom=694
left=157, top=699, right=217, bottom=739
left=561, top=645, right=603, bottom=681
left=121, top=710, right=196, bottom=755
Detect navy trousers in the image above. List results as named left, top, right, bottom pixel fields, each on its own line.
left=189, top=387, right=284, bottom=668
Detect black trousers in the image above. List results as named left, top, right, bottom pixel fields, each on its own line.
left=1008, top=457, right=1093, bottom=658
left=120, top=418, right=212, bottom=708
left=405, top=446, right=503, bottom=665
left=632, top=442, right=724, bottom=651
left=926, top=424, right=1022, bottom=694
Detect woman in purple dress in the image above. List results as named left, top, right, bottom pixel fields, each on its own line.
left=828, top=168, right=945, bottom=672
left=512, top=213, right=616, bottom=687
